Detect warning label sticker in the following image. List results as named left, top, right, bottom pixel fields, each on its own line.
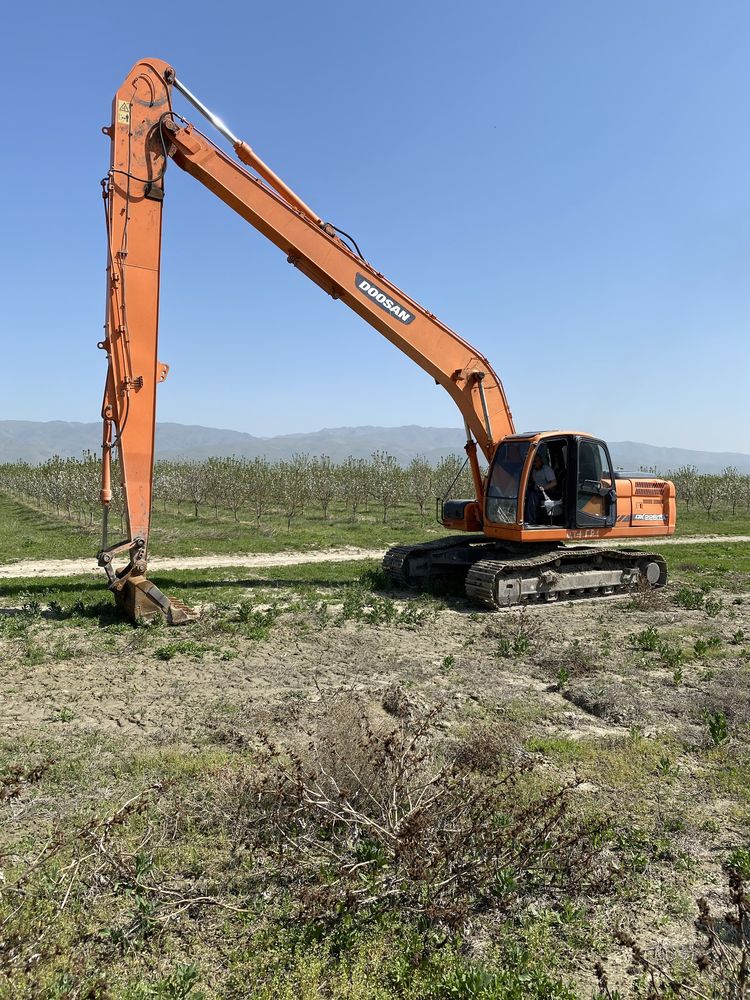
left=117, top=101, right=130, bottom=125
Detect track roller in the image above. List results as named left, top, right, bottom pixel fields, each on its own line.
left=383, top=538, right=667, bottom=610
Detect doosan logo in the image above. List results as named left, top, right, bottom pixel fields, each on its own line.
left=355, top=274, right=415, bottom=324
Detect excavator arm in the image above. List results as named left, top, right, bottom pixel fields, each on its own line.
left=99, top=58, right=515, bottom=621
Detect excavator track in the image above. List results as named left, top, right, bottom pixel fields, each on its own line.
left=465, top=547, right=667, bottom=608
left=383, top=537, right=667, bottom=609
left=382, top=536, right=499, bottom=588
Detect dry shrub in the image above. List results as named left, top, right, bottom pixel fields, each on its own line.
left=223, top=697, right=611, bottom=934
left=629, top=575, right=668, bottom=612
left=564, top=677, right=649, bottom=726
left=381, top=682, right=421, bottom=720
left=1, top=786, right=164, bottom=977
left=0, top=757, right=54, bottom=804
left=538, top=638, right=601, bottom=688
left=598, top=872, right=750, bottom=999
left=693, top=874, right=750, bottom=998
left=450, top=721, right=521, bottom=774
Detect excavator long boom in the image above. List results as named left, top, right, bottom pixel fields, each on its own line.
left=99, top=58, right=514, bottom=621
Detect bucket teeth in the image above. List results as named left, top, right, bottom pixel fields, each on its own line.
left=114, top=575, right=198, bottom=625
left=166, top=598, right=199, bottom=625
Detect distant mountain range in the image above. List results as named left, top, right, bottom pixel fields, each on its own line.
left=0, top=420, right=748, bottom=473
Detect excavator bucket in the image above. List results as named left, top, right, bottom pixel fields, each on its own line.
left=114, top=575, right=198, bottom=625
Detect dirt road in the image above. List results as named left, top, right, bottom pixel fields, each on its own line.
left=0, top=546, right=386, bottom=579
left=0, top=535, right=747, bottom=580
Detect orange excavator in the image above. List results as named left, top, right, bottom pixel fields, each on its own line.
left=98, top=58, right=676, bottom=623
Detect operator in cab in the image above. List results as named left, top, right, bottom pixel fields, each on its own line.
left=525, top=453, right=557, bottom=524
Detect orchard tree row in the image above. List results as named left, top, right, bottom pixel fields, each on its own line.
left=650, top=465, right=750, bottom=516
left=0, top=454, right=748, bottom=529
left=0, top=451, right=477, bottom=527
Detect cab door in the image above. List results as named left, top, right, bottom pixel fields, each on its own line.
left=574, top=438, right=617, bottom=528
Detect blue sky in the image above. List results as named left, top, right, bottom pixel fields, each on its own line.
left=1, top=1, right=748, bottom=452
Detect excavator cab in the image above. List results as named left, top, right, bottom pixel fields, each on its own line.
left=406, top=429, right=667, bottom=607
left=483, top=432, right=617, bottom=534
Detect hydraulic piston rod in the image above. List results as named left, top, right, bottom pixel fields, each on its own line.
left=173, top=76, right=323, bottom=225
left=172, top=77, right=240, bottom=145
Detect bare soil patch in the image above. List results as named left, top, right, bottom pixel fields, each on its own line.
left=1, top=567, right=749, bottom=997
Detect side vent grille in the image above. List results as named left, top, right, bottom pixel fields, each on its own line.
left=635, top=481, right=666, bottom=496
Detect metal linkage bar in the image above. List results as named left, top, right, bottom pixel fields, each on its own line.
left=172, top=76, right=323, bottom=225
left=473, top=372, right=494, bottom=442
left=173, top=77, right=240, bottom=146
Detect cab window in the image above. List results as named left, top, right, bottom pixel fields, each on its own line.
left=576, top=440, right=615, bottom=527
left=486, top=441, right=531, bottom=524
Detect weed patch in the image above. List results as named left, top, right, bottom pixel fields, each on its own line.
left=693, top=635, right=721, bottom=659
left=702, top=708, right=729, bottom=746
left=657, top=641, right=684, bottom=669
left=234, top=600, right=279, bottom=639
left=337, top=583, right=432, bottom=627
left=629, top=625, right=661, bottom=652
left=727, top=848, right=750, bottom=881
left=486, top=609, right=538, bottom=659
left=155, top=640, right=205, bottom=661
left=673, top=586, right=706, bottom=611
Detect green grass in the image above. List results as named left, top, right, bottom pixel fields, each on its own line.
left=525, top=732, right=678, bottom=790
left=2, top=491, right=749, bottom=566
left=674, top=508, right=750, bottom=538
left=0, top=495, right=96, bottom=562
left=141, top=500, right=445, bottom=557
left=0, top=543, right=747, bottom=622
left=0, top=559, right=382, bottom=614
left=660, top=541, right=750, bottom=589
left=0, top=493, right=446, bottom=564
left=704, top=745, right=750, bottom=805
